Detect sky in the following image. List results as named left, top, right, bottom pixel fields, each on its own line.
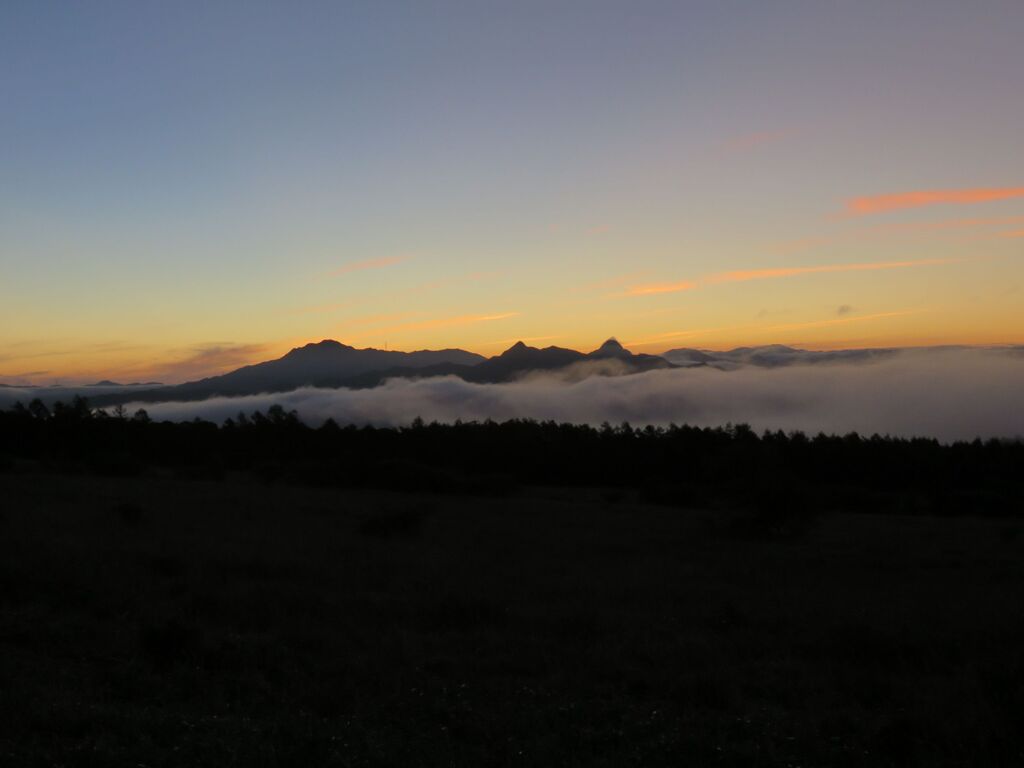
left=2, top=0, right=1023, bottom=385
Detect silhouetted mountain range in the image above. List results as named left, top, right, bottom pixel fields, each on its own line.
left=345, top=337, right=674, bottom=388
left=10, top=341, right=1019, bottom=407
left=89, top=341, right=484, bottom=404
left=91, top=338, right=673, bottom=405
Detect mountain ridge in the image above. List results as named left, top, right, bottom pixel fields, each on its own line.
left=90, top=338, right=673, bottom=405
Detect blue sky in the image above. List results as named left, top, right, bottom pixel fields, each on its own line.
left=2, top=1, right=1022, bottom=382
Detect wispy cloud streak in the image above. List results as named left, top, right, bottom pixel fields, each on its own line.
left=625, top=258, right=955, bottom=296
left=625, top=280, right=698, bottom=296
left=846, top=187, right=1024, bottom=215
left=704, top=258, right=957, bottom=285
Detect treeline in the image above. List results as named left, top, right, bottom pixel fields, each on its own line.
left=1, top=397, right=1022, bottom=516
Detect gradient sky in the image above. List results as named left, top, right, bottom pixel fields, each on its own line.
left=2, top=0, right=1022, bottom=384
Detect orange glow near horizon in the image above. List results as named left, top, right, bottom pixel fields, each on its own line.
left=4, top=196, right=1023, bottom=385
left=6, top=317, right=1022, bottom=386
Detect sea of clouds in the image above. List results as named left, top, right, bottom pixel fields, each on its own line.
left=3, top=347, right=1022, bottom=442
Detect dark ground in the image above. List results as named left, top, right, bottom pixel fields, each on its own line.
left=1, top=470, right=1022, bottom=766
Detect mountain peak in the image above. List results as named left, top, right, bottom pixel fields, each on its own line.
left=589, top=337, right=631, bottom=358
left=284, top=339, right=355, bottom=358
left=500, top=341, right=532, bottom=357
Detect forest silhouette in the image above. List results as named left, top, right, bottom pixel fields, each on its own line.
left=3, top=396, right=1024, bottom=765
left=2, top=396, right=1021, bottom=518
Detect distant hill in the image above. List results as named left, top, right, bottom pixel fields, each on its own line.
left=468, top=341, right=588, bottom=381
left=91, top=341, right=485, bottom=404
left=91, top=338, right=674, bottom=404
left=332, top=341, right=584, bottom=389
left=586, top=338, right=671, bottom=371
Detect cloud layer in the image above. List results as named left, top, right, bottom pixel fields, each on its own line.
left=77, top=347, right=1024, bottom=443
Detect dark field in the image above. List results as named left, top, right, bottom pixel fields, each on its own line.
left=2, top=470, right=1022, bottom=766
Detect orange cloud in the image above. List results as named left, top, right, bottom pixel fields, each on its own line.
left=625, top=280, right=698, bottom=296
left=1002, top=229, right=1024, bottom=238
left=624, top=258, right=955, bottom=297
left=846, top=187, right=1024, bottom=215
left=704, top=258, right=957, bottom=284
left=326, top=255, right=408, bottom=277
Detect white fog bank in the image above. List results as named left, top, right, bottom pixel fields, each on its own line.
left=114, top=348, right=1024, bottom=443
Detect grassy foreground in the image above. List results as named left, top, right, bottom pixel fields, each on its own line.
left=1, top=470, right=1022, bottom=766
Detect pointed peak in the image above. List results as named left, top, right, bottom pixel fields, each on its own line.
left=589, top=337, right=631, bottom=358
left=500, top=340, right=532, bottom=356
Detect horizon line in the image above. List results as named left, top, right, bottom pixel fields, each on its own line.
left=5, top=338, right=1023, bottom=389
